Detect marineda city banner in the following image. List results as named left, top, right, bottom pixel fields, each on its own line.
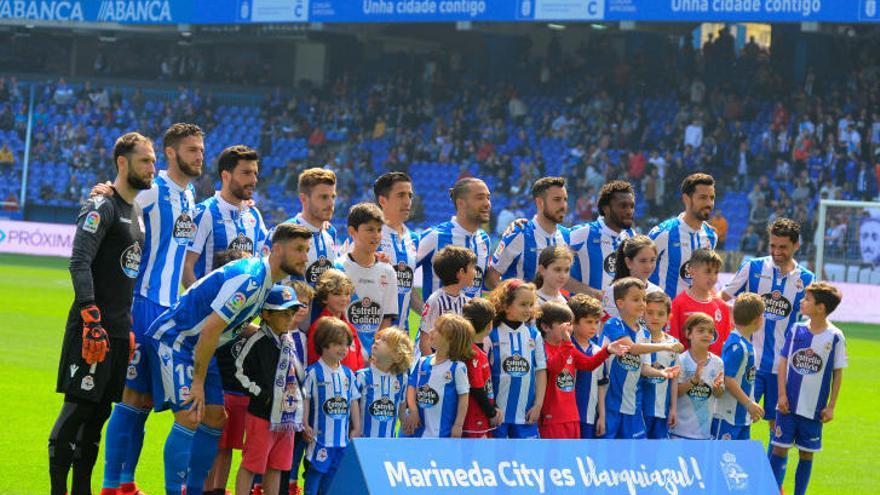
left=326, top=438, right=778, bottom=494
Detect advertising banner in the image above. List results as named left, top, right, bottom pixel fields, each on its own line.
left=0, top=219, right=74, bottom=257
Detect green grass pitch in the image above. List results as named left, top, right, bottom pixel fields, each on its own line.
left=2, top=252, right=878, bottom=494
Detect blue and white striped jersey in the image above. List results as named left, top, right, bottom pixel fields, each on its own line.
left=417, top=217, right=491, bottom=299
left=671, top=350, right=723, bottom=440
left=356, top=365, right=406, bottom=438
left=267, top=213, right=338, bottom=286
left=409, top=356, right=469, bottom=437
left=722, top=256, right=814, bottom=374
left=303, top=359, right=360, bottom=449
left=602, top=318, right=651, bottom=416
left=572, top=337, right=605, bottom=425
left=640, top=332, right=680, bottom=419
left=488, top=321, right=548, bottom=425
left=147, top=257, right=274, bottom=352
left=780, top=323, right=847, bottom=421
left=715, top=330, right=757, bottom=426
left=490, top=216, right=570, bottom=282
left=134, top=171, right=197, bottom=307
left=187, top=192, right=268, bottom=279
left=648, top=214, right=718, bottom=298
left=569, top=217, right=634, bottom=292
left=379, top=224, right=419, bottom=329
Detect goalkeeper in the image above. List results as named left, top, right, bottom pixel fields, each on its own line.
left=48, top=133, right=154, bottom=495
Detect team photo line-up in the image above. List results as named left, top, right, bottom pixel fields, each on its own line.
left=49, top=123, right=846, bottom=495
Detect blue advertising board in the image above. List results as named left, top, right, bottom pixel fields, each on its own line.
left=0, top=0, right=876, bottom=24
left=326, top=438, right=779, bottom=495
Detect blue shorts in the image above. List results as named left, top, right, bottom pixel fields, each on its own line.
left=711, top=418, right=751, bottom=440
left=644, top=415, right=669, bottom=439
left=147, top=338, right=224, bottom=413
left=495, top=423, right=539, bottom=439
left=580, top=422, right=596, bottom=439
left=754, top=371, right=778, bottom=421
left=604, top=410, right=646, bottom=439
left=305, top=444, right=346, bottom=474
left=772, top=412, right=822, bottom=452
left=127, top=296, right=168, bottom=393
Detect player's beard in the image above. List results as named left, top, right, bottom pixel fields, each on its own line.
left=281, top=259, right=305, bottom=277
left=230, top=179, right=254, bottom=201
left=176, top=155, right=202, bottom=178
left=693, top=207, right=712, bottom=222
left=542, top=208, right=565, bottom=225
left=127, top=170, right=152, bottom=190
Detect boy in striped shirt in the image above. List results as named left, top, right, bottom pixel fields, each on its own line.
left=770, top=283, right=847, bottom=495
left=713, top=293, right=765, bottom=440
left=417, top=246, right=476, bottom=358
left=301, top=317, right=361, bottom=495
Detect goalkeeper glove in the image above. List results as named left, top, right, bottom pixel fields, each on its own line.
left=81, top=304, right=109, bottom=365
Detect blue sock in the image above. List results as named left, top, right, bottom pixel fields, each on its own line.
left=102, top=403, right=140, bottom=488
left=769, top=453, right=788, bottom=488
left=120, top=407, right=149, bottom=484
left=185, top=424, right=222, bottom=495
left=164, top=423, right=195, bottom=495
left=794, top=459, right=813, bottom=495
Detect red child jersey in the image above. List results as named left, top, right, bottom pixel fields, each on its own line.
left=668, top=291, right=731, bottom=356
left=463, top=343, right=494, bottom=435
left=307, top=308, right=366, bottom=371
left=540, top=340, right=609, bottom=425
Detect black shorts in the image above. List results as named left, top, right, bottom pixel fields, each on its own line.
left=56, top=322, right=131, bottom=403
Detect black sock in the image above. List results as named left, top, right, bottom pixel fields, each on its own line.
left=71, top=400, right=111, bottom=495
left=49, top=464, right=70, bottom=495
left=49, top=401, right=94, bottom=495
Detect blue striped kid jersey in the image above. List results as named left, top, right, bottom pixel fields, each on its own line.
left=640, top=333, right=680, bottom=419
left=670, top=350, right=724, bottom=439
left=303, top=359, right=360, bottom=450
left=356, top=365, right=406, bottom=438
left=780, top=323, right=847, bottom=421
left=488, top=322, right=548, bottom=425
left=134, top=171, right=197, bottom=307
left=147, top=257, right=274, bottom=352
left=490, top=216, right=570, bottom=282
left=569, top=217, right=635, bottom=292
left=648, top=214, right=718, bottom=298
left=572, top=337, right=605, bottom=425
left=418, top=289, right=470, bottom=336
left=266, top=213, right=338, bottom=286
left=409, top=357, right=470, bottom=437
left=715, top=330, right=757, bottom=426
left=188, top=193, right=268, bottom=279
left=416, top=217, right=491, bottom=299
left=722, top=256, right=814, bottom=374
left=601, top=318, right=651, bottom=416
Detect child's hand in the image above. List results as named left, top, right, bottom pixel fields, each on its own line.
left=667, top=410, right=677, bottom=428
left=668, top=342, right=685, bottom=354
left=451, top=424, right=463, bottom=438
left=777, top=395, right=790, bottom=414
left=663, top=365, right=681, bottom=380
left=350, top=426, right=361, bottom=439
left=820, top=406, right=834, bottom=423
left=595, top=415, right=605, bottom=437
left=302, top=425, right=315, bottom=443
left=607, top=338, right=630, bottom=356
left=694, top=360, right=706, bottom=381
left=525, top=405, right=541, bottom=424
left=490, top=408, right=503, bottom=426
left=747, top=400, right=765, bottom=422
left=712, top=371, right=724, bottom=393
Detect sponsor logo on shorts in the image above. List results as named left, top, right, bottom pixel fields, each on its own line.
left=316, top=448, right=328, bottom=463
left=179, top=386, right=190, bottom=402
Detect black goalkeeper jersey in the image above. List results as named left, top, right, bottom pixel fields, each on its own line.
left=66, top=190, right=144, bottom=339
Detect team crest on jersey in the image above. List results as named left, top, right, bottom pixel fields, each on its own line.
left=394, top=262, right=414, bottom=291
left=347, top=297, right=382, bottom=330
left=228, top=233, right=254, bottom=253
left=80, top=375, right=95, bottom=391
left=241, top=211, right=257, bottom=229
left=715, top=309, right=723, bottom=322
left=369, top=397, right=396, bottom=421
left=416, top=385, right=440, bottom=408
left=172, top=212, right=196, bottom=244
left=603, top=253, right=617, bottom=275
left=120, top=242, right=142, bottom=278
left=443, top=371, right=453, bottom=382
left=322, top=396, right=349, bottom=419
left=127, top=365, right=137, bottom=380
left=680, top=261, right=693, bottom=282
left=746, top=366, right=756, bottom=384
left=556, top=369, right=575, bottom=391
left=225, top=292, right=247, bottom=313
left=502, top=354, right=530, bottom=377
left=617, top=352, right=642, bottom=372
left=306, top=256, right=331, bottom=284
left=761, top=291, right=792, bottom=321
left=379, top=274, right=389, bottom=288
left=790, top=348, right=823, bottom=376
left=83, top=211, right=101, bottom=233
